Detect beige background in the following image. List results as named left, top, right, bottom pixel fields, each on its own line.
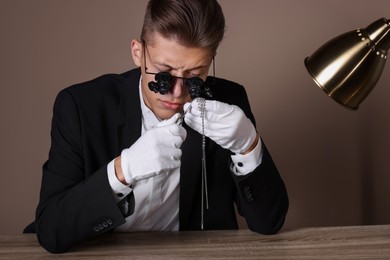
left=1, top=0, right=389, bottom=234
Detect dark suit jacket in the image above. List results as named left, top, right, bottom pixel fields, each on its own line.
left=26, top=68, right=288, bottom=253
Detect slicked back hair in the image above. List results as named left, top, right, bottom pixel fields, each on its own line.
left=141, top=0, right=225, bottom=56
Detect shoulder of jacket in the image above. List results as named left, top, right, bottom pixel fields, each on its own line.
left=58, top=69, right=140, bottom=103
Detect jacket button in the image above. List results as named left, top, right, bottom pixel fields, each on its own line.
left=94, top=226, right=100, bottom=232
left=242, top=186, right=254, bottom=201
left=107, top=219, right=113, bottom=225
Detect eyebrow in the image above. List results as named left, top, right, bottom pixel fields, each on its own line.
left=144, top=41, right=210, bottom=73
left=153, top=61, right=209, bottom=73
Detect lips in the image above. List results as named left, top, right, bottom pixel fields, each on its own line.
left=161, top=100, right=183, bottom=110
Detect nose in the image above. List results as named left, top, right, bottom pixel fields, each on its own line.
left=170, top=78, right=187, bottom=98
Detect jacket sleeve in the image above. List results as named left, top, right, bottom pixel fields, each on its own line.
left=34, top=89, right=129, bottom=253
left=224, top=82, right=288, bottom=234
left=233, top=142, right=289, bottom=234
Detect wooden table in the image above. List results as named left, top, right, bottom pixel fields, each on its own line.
left=1, top=225, right=390, bottom=259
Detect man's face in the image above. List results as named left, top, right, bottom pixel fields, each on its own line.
left=131, top=33, right=213, bottom=120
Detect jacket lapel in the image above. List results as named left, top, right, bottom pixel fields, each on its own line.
left=115, top=69, right=142, bottom=154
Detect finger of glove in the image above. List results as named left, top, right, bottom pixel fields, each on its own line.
left=147, top=128, right=186, bottom=149
left=183, top=112, right=203, bottom=134
left=157, top=113, right=181, bottom=127
left=185, top=109, right=230, bottom=134
left=148, top=122, right=186, bottom=138
left=188, top=100, right=233, bottom=116
left=204, top=100, right=234, bottom=114
left=132, top=149, right=181, bottom=181
left=184, top=115, right=223, bottom=145
left=169, top=132, right=186, bottom=149
left=160, top=145, right=183, bottom=162
left=142, top=124, right=186, bottom=151
left=189, top=101, right=236, bottom=122
left=185, top=113, right=223, bottom=139
left=183, top=102, right=192, bottom=112
left=145, top=146, right=182, bottom=175
left=121, top=138, right=182, bottom=183
left=165, top=124, right=187, bottom=141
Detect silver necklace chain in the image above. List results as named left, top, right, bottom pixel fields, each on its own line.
left=180, top=98, right=209, bottom=230
left=197, top=98, right=209, bottom=230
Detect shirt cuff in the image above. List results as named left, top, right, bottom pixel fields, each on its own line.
left=107, top=159, right=133, bottom=203
left=230, top=137, right=263, bottom=176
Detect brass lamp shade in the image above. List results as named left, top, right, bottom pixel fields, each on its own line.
left=305, top=18, right=390, bottom=110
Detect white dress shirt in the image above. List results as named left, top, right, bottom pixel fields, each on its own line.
left=107, top=79, right=263, bottom=231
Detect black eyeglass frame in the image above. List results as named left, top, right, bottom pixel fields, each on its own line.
left=142, top=40, right=214, bottom=99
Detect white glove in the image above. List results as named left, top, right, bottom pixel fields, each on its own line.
left=184, top=99, right=257, bottom=154
left=121, top=113, right=187, bottom=185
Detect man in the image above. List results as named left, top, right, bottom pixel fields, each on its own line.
left=25, top=0, right=288, bottom=253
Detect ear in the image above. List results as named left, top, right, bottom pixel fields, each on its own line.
left=131, top=39, right=143, bottom=67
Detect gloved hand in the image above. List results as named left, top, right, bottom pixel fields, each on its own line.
left=184, top=99, right=257, bottom=154
left=121, top=113, right=187, bottom=185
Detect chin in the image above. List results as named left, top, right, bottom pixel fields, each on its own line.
left=157, top=110, right=179, bottom=121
